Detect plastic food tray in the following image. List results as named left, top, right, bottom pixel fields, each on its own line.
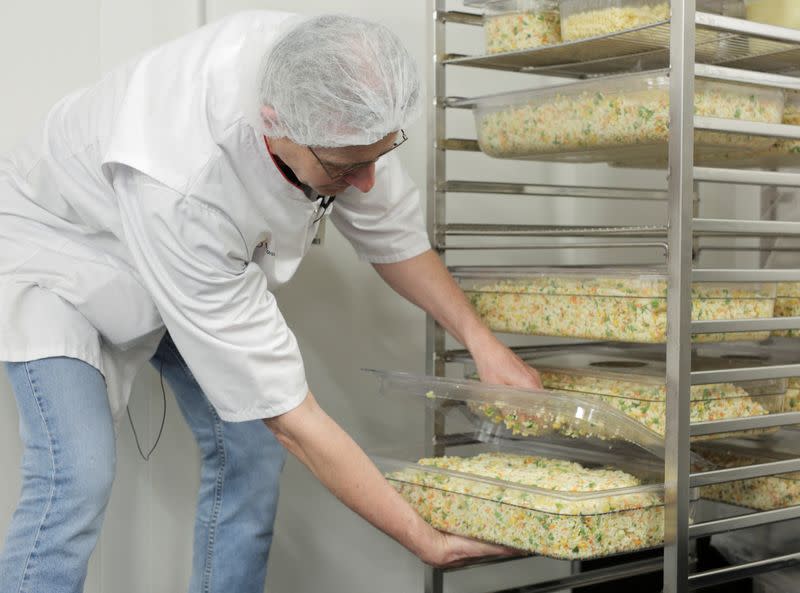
left=374, top=438, right=675, bottom=560
left=745, top=0, right=800, bottom=30
left=559, top=0, right=743, bottom=41
left=694, top=437, right=800, bottom=511
left=453, top=266, right=777, bottom=343
left=466, top=69, right=784, bottom=164
left=559, top=0, right=670, bottom=41
left=461, top=348, right=786, bottom=440
left=465, top=0, right=561, bottom=54
left=693, top=341, right=800, bottom=414
left=367, top=369, right=667, bottom=457
left=775, top=91, right=800, bottom=155
left=773, top=280, right=800, bottom=338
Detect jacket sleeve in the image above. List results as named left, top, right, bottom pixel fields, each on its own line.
left=329, top=153, right=431, bottom=264
left=113, top=165, right=308, bottom=421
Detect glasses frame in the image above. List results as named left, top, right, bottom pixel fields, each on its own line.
left=307, top=130, right=408, bottom=181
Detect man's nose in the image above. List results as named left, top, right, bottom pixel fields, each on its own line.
left=343, top=163, right=376, bottom=193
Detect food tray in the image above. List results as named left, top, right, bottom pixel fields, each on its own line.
left=559, top=0, right=670, bottom=41
left=374, top=438, right=675, bottom=560
left=694, top=437, right=800, bottom=510
left=464, top=69, right=784, bottom=164
left=465, top=0, right=561, bottom=54
left=773, top=280, right=800, bottom=338
left=693, top=341, right=800, bottom=414
left=453, top=266, right=777, bottom=343
left=559, top=0, right=743, bottom=42
left=745, top=0, right=800, bottom=30
left=461, top=348, right=786, bottom=440
left=367, top=369, right=666, bottom=457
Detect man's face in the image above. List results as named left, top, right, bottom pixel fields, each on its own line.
left=266, top=130, right=400, bottom=196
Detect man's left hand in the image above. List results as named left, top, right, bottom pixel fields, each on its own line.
left=469, top=332, right=542, bottom=391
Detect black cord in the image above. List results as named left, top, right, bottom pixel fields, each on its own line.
left=127, top=358, right=167, bottom=461
left=313, top=195, right=336, bottom=224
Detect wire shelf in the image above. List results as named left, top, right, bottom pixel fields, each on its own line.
left=446, top=13, right=800, bottom=78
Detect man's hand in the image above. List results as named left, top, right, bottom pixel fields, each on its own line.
left=421, top=530, right=523, bottom=568
left=373, top=251, right=542, bottom=391
left=468, top=331, right=542, bottom=390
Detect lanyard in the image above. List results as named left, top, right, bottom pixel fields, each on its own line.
left=313, top=195, right=337, bottom=224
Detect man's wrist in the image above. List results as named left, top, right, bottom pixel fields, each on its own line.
left=463, top=322, right=497, bottom=354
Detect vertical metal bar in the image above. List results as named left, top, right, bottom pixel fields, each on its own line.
left=760, top=184, right=780, bottom=268
left=425, top=2, right=447, bottom=592
left=665, top=1, right=696, bottom=592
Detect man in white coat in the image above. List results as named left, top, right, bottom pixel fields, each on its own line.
left=0, top=11, right=541, bottom=593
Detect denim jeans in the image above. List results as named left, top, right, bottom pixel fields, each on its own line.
left=0, top=333, right=287, bottom=593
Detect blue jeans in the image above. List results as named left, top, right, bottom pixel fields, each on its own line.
left=0, top=333, right=287, bottom=593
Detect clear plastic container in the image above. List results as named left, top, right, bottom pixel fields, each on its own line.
left=470, top=70, right=785, bottom=163
left=772, top=279, right=800, bottom=338
left=694, top=437, right=800, bottom=510
left=461, top=349, right=786, bottom=439
left=453, top=266, right=777, bottom=343
left=465, top=0, right=562, bottom=54
left=559, top=0, right=744, bottom=41
left=694, top=342, right=800, bottom=414
left=559, top=0, right=670, bottom=41
left=374, top=438, right=676, bottom=559
left=367, top=369, right=667, bottom=456
left=768, top=91, right=800, bottom=163
left=745, top=0, right=800, bottom=30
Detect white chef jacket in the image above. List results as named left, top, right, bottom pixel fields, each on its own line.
left=0, top=10, right=430, bottom=423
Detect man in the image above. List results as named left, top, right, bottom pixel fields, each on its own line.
left=0, top=11, right=541, bottom=593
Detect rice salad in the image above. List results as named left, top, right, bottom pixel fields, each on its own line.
left=773, top=282, right=800, bottom=338
left=560, top=2, right=670, bottom=41
left=476, top=79, right=784, bottom=159
left=465, top=275, right=776, bottom=343
left=386, top=451, right=664, bottom=559
left=699, top=448, right=800, bottom=511
left=485, top=10, right=561, bottom=53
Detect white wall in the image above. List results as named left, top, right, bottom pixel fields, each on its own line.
left=0, top=1, right=762, bottom=592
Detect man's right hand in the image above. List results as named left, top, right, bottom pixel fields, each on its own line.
left=420, top=530, right=524, bottom=569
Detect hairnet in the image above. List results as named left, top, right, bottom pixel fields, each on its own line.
left=258, top=14, right=422, bottom=148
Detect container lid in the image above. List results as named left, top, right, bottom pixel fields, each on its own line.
left=366, top=369, right=666, bottom=458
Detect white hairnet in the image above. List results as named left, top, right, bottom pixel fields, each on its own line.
left=258, top=14, right=422, bottom=148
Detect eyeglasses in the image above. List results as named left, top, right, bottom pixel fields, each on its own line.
left=307, top=130, right=408, bottom=181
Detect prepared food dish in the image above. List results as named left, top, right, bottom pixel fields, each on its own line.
left=540, top=369, right=774, bottom=437
left=698, top=445, right=800, bottom=510
left=485, top=5, right=562, bottom=53
left=560, top=0, right=670, bottom=41
left=773, top=282, right=800, bottom=338
left=786, top=377, right=800, bottom=411
left=745, top=0, right=800, bottom=29
left=465, top=347, right=786, bottom=441
left=475, top=74, right=784, bottom=161
left=459, top=269, right=776, bottom=343
left=386, top=451, right=664, bottom=559
left=466, top=354, right=783, bottom=440
left=769, top=93, right=800, bottom=160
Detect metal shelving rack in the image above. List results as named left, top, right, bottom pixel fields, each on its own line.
left=425, top=2, right=800, bottom=592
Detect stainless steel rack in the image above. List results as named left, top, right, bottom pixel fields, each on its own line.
left=425, top=2, right=800, bottom=593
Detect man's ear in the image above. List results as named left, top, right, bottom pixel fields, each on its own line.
left=260, top=105, right=279, bottom=130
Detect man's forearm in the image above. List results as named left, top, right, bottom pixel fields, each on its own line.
left=372, top=249, right=493, bottom=351
left=264, top=392, right=435, bottom=559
